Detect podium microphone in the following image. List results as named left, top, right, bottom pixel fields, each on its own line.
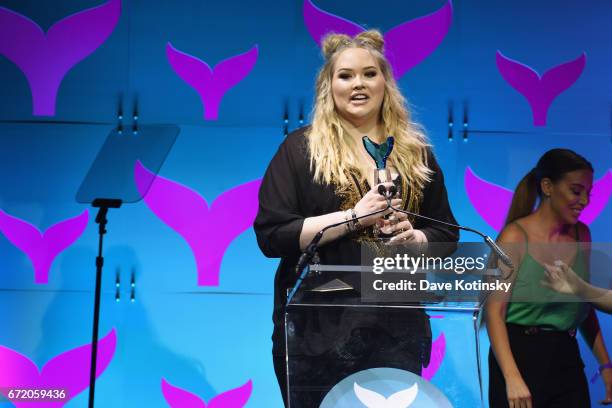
left=288, top=203, right=391, bottom=302
left=379, top=185, right=515, bottom=274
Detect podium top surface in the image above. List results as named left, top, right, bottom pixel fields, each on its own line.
left=286, top=264, right=498, bottom=312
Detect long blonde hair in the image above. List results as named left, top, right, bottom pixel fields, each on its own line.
left=307, top=30, right=432, bottom=192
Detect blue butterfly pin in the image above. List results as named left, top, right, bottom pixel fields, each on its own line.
left=362, top=136, right=394, bottom=169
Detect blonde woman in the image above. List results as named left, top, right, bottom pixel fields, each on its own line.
left=254, top=30, right=458, bottom=406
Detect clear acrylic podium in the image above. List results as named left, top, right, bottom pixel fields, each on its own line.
left=284, top=264, right=490, bottom=407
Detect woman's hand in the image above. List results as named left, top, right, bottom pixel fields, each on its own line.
left=505, top=374, right=532, bottom=408
left=542, top=260, right=584, bottom=296
left=384, top=210, right=428, bottom=245
left=353, top=183, right=400, bottom=227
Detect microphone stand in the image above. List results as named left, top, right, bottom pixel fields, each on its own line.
left=287, top=204, right=391, bottom=303
left=88, top=198, right=122, bottom=408
left=380, top=185, right=515, bottom=278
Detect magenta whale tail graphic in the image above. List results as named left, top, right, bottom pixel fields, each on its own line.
left=0, top=328, right=117, bottom=407
left=0, top=0, right=121, bottom=116
left=161, top=378, right=252, bottom=408
left=303, top=0, right=452, bottom=79
left=0, top=209, right=89, bottom=284
left=579, top=169, right=612, bottom=224
left=383, top=1, right=453, bottom=79
left=464, top=167, right=513, bottom=232
left=465, top=167, right=612, bottom=231
left=134, top=161, right=262, bottom=286
left=166, top=43, right=258, bottom=120
left=422, top=333, right=446, bottom=380
left=496, top=51, right=586, bottom=126
left=303, top=0, right=363, bottom=45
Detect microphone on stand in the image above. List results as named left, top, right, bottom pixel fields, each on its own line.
left=379, top=184, right=515, bottom=275
left=288, top=203, right=392, bottom=302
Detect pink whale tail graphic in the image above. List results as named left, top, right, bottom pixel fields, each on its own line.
left=496, top=51, right=586, bottom=126
left=166, top=43, right=258, bottom=120
left=0, top=209, right=89, bottom=284
left=465, top=167, right=612, bottom=231
left=303, top=0, right=363, bottom=45
left=134, top=161, right=262, bottom=286
left=303, top=0, right=452, bottom=79
left=0, top=0, right=121, bottom=116
left=581, top=169, right=612, bottom=224
left=422, top=333, right=446, bottom=381
left=161, top=378, right=252, bottom=408
left=464, top=167, right=513, bottom=232
left=0, top=328, right=117, bottom=407
left=161, top=379, right=205, bottom=408
left=383, top=1, right=453, bottom=79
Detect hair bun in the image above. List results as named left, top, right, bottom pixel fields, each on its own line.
left=321, top=33, right=352, bottom=60
left=355, top=30, right=385, bottom=53
left=321, top=30, right=385, bottom=60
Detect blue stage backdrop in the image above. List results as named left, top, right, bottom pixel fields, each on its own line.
left=0, top=0, right=610, bottom=407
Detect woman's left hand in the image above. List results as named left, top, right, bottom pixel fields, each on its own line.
left=386, top=211, right=427, bottom=245
left=602, top=366, right=612, bottom=405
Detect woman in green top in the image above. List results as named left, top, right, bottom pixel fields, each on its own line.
left=486, top=149, right=612, bottom=407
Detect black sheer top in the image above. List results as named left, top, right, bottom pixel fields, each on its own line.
left=254, top=127, right=459, bottom=352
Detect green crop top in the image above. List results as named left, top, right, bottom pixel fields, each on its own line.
left=505, top=222, right=590, bottom=331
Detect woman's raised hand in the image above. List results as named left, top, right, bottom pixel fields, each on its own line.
left=542, top=260, right=583, bottom=296
left=353, top=182, right=400, bottom=227
left=386, top=211, right=428, bottom=244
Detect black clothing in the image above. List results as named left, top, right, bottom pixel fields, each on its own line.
left=254, top=127, right=459, bottom=405
left=488, top=324, right=590, bottom=407
left=275, top=308, right=432, bottom=406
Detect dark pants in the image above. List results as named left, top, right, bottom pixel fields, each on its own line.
left=489, top=324, right=590, bottom=408
left=273, top=353, right=289, bottom=407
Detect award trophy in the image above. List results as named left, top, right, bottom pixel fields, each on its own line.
left=362, top=136, right=400, bottom=239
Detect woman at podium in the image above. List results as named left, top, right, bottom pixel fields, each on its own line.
left=486, top=149, right=612, bottom=407
left=254, top=30, right=458, bottom=406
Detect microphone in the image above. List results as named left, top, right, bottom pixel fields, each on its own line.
left=379, top=185, right=515, bottom=274
left=288, top=203, right=391, bottom=302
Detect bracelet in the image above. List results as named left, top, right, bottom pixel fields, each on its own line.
left=344, top=208, right=362, bottom=233
left=344, top=210, right=352, bottom=233
left=590, top=362, right=612, bottom=383
left=351, top=208, right=362, bottom=231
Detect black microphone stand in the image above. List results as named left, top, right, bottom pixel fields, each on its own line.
left=287, top=204, right=392, bottom=302
left=88, top=198, right=122, bottom=408
left=381, top=185, right=515, bottom=278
